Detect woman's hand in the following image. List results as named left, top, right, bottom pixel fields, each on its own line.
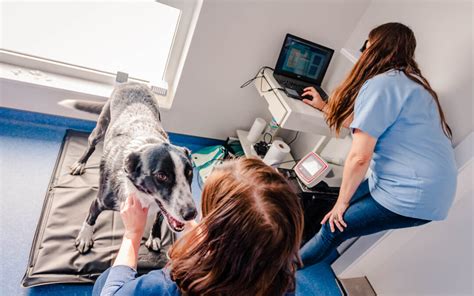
left=120, top=194, right=149, bottom=241
left=321, top=201, right=349, bottom=232
left=301, top=87, right=326, bottom=111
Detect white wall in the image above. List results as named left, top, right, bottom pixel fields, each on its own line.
left=160, top=0, right=371, bottom=139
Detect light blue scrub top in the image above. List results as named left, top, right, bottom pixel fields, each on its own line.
left=350, top=70, right=457, bottom=221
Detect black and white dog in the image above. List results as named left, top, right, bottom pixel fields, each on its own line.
left=59, top=82, right=197, bottom=254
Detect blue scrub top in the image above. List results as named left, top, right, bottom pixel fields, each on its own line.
left=350, top=70, right=457, bottom=221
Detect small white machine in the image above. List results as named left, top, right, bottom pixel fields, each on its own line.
left=294, top=152, right=331, bottom=188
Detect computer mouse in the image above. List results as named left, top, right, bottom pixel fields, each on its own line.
left=301, top=94, right=313, bottom=100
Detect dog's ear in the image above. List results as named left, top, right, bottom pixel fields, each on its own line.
left=183, top=147, right=192, bottom=160
left=124, top=152, right=141, bottom=179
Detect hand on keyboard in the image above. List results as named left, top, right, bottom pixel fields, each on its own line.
left=301, top=87, right=326, bottom=111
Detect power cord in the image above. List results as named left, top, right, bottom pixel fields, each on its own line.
left=253, top=119, right=282, bottom=157
left=287, top=131, right=299, bottom=145
left=271, top=158, right=302, bottom=169
left=241, top=66, right=289, bottom=157
left=240, top=66, right=273, bottom=88
left=240, top=66, right=284, bottom=94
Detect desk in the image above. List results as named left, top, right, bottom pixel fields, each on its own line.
left=254, top=68, right=332, bottom=136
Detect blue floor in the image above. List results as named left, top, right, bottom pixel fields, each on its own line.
left=0, top=107, right=340, bottom=296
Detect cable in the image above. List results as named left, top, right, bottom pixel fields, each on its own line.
left=271, top=158, right=302, bottom=169
left=262, top=87, right=285, bottom=93
left=259, top=69, right=287, bottom=129
left=259, top=67, right=285, bottom=94
left=287, top=131, right=299, bottom=145
left=240, top=66, right=284, bottom=93
left=262, top=132, right=273, bottom=144
left=240, top=67, right=287, bottom=129
left=240, top=66, right=274, bottom=88
left=241, top=66, right=288, bottom=151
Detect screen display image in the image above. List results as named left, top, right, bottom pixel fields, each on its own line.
left=274, top=34, right=334, bottom=85
left=281, top=39, right=330, bottom=80
left=301, top=157, right=323, bottom=176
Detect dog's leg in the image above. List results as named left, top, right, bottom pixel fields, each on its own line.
left=75, top=198, right=104, bottom=254
left=145, top=212, right=167, bottom=252
left=71, top=102, right=111, bottom=175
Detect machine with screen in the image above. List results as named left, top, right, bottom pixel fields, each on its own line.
left=294, top=152, right=331, bottom=188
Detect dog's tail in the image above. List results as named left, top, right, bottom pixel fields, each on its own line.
left=58, top=100, right=105, bottom=115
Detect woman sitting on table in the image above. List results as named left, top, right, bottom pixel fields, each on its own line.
left=299, top=22, right=457, bottom=267
left=93, top=157, right=304, bottom=296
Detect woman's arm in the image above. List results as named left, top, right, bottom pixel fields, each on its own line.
left=113, top=236, right=142, bottom=270
left=97, top=195, right=148, bottom=296
left=114, top=194, right=148, bottom=269
left=301, top=87, right=352, bottom=128
left=321, top=129, right=376, bottom=232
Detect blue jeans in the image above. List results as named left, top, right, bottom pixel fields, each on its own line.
left=299, top=180, right=430, bottom=267
left=92, top=267, right=111, bottom=296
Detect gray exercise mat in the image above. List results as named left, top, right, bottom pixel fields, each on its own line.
left=22, top=130, right=173, bottom=287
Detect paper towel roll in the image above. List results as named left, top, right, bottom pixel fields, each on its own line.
left=247, top=118, right=267, bottom=143
left=263, top=140, right=291, bottom=166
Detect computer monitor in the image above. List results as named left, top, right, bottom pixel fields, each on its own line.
left=274, top=34, right=334, bottom=86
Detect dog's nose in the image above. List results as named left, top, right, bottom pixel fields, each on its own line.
left=181, top=207, right=197, bottom=221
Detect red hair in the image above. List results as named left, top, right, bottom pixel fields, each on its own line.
left=168, top=158, right=304, bottom=296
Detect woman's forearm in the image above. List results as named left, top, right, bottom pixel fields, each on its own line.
left=337, top=153, right=370, bottom=205
left=113, top=235, right=141, bottom=270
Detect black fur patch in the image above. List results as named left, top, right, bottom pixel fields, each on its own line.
left=126, top=144, right=178, bottom=202
left=125, top=152, right=142, bottom=180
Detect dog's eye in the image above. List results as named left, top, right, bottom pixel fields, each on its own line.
left=156, top=172, right=168, bottom=182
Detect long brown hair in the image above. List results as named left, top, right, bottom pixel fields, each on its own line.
left=169, top=158, right=304, bottom=296
left=326, top=22, right=452, bottom=138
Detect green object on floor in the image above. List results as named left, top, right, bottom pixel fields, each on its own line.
left=225, top=138, right=245, bottom=157
left=191, top=145, right=227, bottom=184
left=191, top=138, right=245, bottom=184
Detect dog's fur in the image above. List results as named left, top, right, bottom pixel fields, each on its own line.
left=59, top=83, right=197, bottom=254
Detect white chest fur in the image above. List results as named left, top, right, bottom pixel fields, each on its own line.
left=119, top=176, right=158, bottom=212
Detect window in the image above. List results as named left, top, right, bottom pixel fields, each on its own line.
left=0, top=1, right=202, bottom=108
left=2, top=1, right=179, bottom=82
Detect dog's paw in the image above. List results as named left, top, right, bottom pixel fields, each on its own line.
left=145, top=236, right=161, bottom=252
left=70, top=161, right=86, bottom=175
left=75, top=224, right=94, bottom=254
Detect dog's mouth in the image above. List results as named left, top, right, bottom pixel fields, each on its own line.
left=155, top=200, right=186, bottom=232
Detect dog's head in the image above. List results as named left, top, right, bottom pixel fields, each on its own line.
left=124, top=143, right=197, bottom=232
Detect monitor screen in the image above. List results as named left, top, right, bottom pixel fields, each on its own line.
left=301, top=156, right=323, bottom=176
left=275, top=34, right=334, bottom=85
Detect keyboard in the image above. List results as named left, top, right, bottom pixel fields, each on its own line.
left=275, top=75, right=328, bottom=100
left=279, top=80, right=307, bottom=94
